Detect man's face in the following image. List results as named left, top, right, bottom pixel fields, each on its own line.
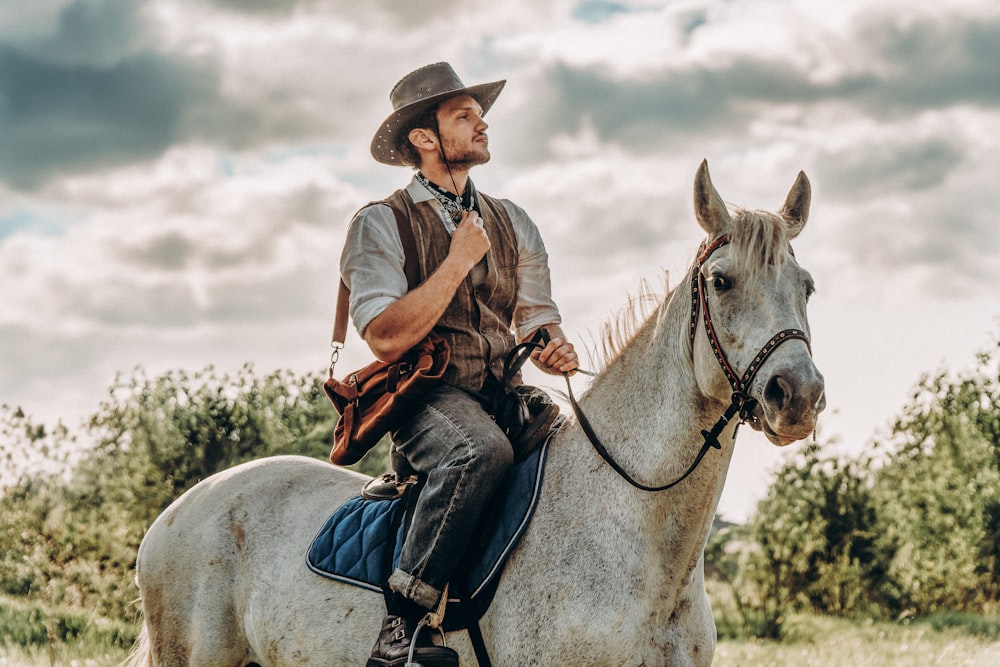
left=435, top=95, right=491, bottom=168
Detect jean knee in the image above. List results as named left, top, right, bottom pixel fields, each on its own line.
left=471, top=431, right=513, bottom=480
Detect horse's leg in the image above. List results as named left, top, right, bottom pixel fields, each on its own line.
left=660, top=566, right=717, bottom=667
left=139, top=579, right=250, bottom=666
left=187, top=594, right=251, bottom=666
left=136, top=489, right=256, bottom=666
left=136, top=580, right=187, bottom=665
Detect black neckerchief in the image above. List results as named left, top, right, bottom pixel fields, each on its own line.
left=416, top=172, right=479, bottom=222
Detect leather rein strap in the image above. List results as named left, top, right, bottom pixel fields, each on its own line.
left=562, top=373, right=719, bottom=493
left=559, top=234, right=811, bottom=493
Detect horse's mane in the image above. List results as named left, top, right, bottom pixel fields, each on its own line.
left=727, top=207, right=793, bottom=291
left=592, top=275, right=668, bottom=372
left=592, top=208, right=791, bottom=372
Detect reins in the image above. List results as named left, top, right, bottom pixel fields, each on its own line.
left=527, top=234, right=811, bottom=494
left=561, top=371, right=720, bottom=493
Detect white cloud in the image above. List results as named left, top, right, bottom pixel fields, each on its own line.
left=7, top=146, right=365, bottom=327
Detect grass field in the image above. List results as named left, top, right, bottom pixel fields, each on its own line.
left=713, top=614, right=1000, bottom=666
left=1, top=613, right=998, bottom=666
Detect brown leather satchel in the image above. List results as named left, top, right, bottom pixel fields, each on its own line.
left=324, top=203, right=450, bottom=465
left=324, top=332, right=450, bottom=465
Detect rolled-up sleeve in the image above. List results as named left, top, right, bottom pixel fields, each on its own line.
left=502, top=200, right=562, bottom=340
left=339, top=204, right=408, bottom=336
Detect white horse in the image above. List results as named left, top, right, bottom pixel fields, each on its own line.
left=123, top=161, right=825, bottom=667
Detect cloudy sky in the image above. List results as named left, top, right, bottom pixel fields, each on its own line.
left=2, top=0, right=999, bottom=521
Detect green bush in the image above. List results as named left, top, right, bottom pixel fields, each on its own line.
left=1, top=365, right=340, bottom=620
left=918, top=612, right=1000, bottom=640
left=870, top=347, right=1000, bottom=615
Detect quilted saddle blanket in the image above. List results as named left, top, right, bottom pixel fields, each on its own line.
left=306, top=438, right=550, bottom=625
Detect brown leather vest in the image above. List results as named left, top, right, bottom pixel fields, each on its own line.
left=385, top=188, right=519, bottom=393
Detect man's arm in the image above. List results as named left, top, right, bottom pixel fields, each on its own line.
left=363, top=210, right=490, bottom=362
left=503, top=201, right=578, bottom=376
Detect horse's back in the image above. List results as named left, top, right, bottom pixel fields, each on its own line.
left=135, top=455, right=369, bottom=666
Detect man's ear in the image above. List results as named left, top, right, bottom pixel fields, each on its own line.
left=407, top=127, right=437, bottom=152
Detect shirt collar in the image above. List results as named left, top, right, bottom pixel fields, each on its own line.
left=405, top=175, right=436, bottom=203
left=405, top=174, right=464, bottom=232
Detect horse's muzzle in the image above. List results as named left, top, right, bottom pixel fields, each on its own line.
left=751, top=366, right=826, bottom=446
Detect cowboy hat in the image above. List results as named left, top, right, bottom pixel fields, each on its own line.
left=371, top=62, right=506, bottom=166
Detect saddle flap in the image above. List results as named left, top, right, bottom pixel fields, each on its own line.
left=307, top=494, right=406, bottom=588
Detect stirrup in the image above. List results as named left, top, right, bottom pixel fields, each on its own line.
left=406, top=618, right=449, bottom=667
left=406, top=580, right=451, bottom=665
left=362, top=473, right=419, bottom=501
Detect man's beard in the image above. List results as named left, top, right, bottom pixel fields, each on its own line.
left=442, top=138, right=491, bottom=169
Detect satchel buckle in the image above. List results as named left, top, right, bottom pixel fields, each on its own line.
left=386, top=361, right=413, bottom=393
left=347, top=373, right=360, bottom=407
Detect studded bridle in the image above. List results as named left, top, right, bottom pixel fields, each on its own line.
left=558, top=233, right=811, bottom=493
left=689, top=234, right=811, bottom=451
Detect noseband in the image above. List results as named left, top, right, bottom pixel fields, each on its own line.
left=690, top=235, right=810, bottom=450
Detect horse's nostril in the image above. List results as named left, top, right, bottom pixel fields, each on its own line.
left=765, top=375, right=792, bottom=411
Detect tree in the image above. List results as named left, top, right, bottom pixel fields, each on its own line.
left=870, top=344, right=1000, bottom=615
left=727, top=441, right=882, bottom=637
left=722, top=331, right=1000, bottom=628
left=1, top=365, right=345, bottom=618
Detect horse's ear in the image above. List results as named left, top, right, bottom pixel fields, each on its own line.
left=693, top=159, right=732, bottom=236
left=779, top=171, right=811, bottom=239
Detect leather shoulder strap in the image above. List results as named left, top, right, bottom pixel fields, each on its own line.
left=392, top=203, right=419, bottom=290
left=332, top=202, right=417, bottom=346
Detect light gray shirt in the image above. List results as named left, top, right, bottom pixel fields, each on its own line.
left=340, top=176, right=562, bottom=340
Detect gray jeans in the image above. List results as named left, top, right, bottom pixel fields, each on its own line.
left=387, top=382, right=513, bottom=610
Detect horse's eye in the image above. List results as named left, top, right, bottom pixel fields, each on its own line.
left=710, top=274, right=732, bottom=292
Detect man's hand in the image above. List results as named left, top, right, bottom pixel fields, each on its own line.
left=531, top=328, right=579, bottom=376
left=447, top=210, right=491, bottom=272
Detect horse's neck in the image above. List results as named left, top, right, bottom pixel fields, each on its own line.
left=550, top=288, right=737, bottom=589
left=578, top=287, right=730, bottom=477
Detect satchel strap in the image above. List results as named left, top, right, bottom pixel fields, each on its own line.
left=332, top=203, right=419, bottom=351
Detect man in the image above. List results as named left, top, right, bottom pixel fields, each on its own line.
left=340, top=62, right=578, bottom=667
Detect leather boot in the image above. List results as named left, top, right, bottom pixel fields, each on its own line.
left=365, top=613, right=458, bottom=667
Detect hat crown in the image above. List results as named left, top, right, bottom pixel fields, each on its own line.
left=390, top=62, right=466, bottom=111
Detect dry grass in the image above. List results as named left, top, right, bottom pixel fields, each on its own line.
left=714, top=615, right=1000, bottom=666
left=0, top=647, right=124, bottom=667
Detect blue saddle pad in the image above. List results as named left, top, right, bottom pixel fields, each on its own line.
left=307, top=438, right=549, bottom=607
